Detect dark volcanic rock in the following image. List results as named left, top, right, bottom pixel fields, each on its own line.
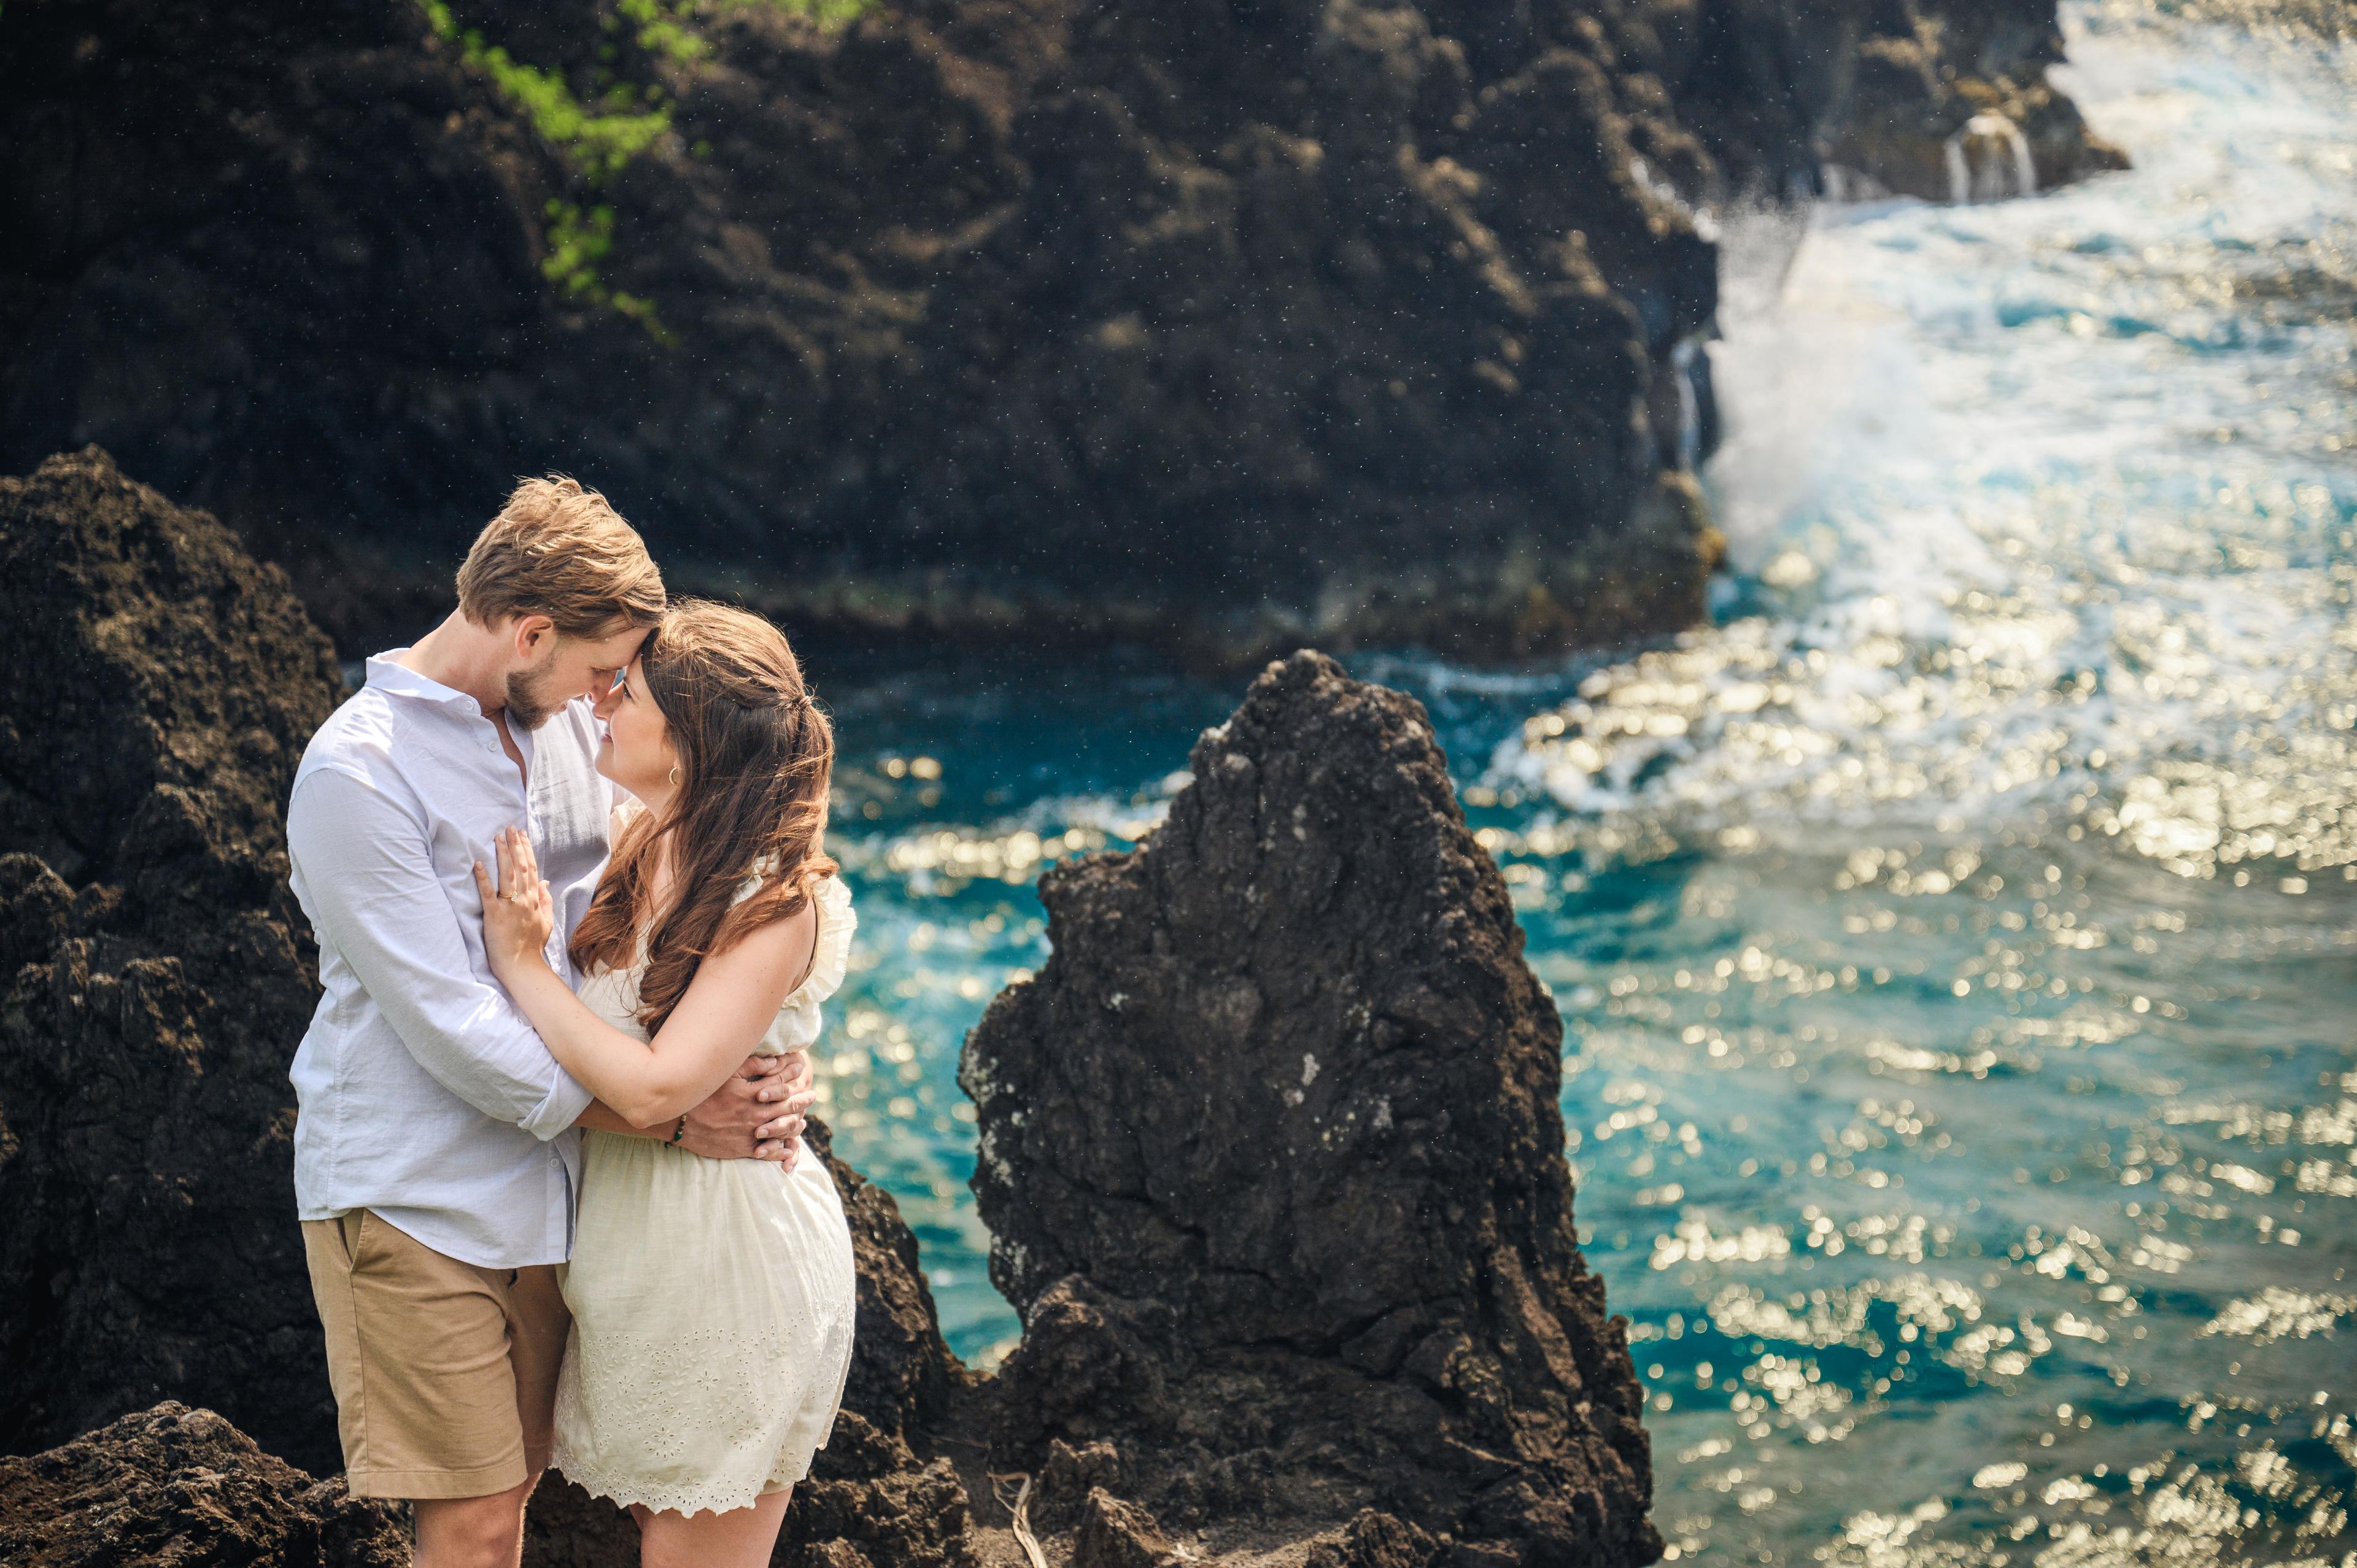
left=1304, top=1510, right=1448, bottom=1568
left=527, top=1405, right=975, bottom=1568
left=3, top=0, right=2115, bottom=665
left=774, top=1407, right=976, bottom=1568
left=961, top=650, right=1655, bottom=1566
left=0, top=1401, right=408, bottom=1568
left=0, top=0, right=1720, bottom=665
left=1622, top=0, right=2127, bottom=203
left=887, top=0, right=1724, bottom=662
left=0, top=447, right=347, bottom=1471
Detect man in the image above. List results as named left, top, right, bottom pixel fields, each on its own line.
left=286, top=477, right=818, bottom=1568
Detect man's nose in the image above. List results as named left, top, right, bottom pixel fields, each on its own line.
left=592, top=685, right=619, bottom=719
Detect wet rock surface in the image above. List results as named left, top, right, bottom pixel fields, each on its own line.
left=0, top=0, right=2115, bottom=664
left=962, top=650, right=1656, bottom=1566
left=0, top=1401, right=408, bottom=1568
left=0, top=447, right=347, bottom=1471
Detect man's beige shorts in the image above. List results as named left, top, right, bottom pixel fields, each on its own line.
left=302, top=1210, right=570, bottom=1500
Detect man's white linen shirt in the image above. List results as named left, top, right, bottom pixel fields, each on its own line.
left=287, top=654, right=616, bottom=1269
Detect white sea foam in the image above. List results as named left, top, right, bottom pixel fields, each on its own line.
left=1492, top=4, right=2357, bottom=881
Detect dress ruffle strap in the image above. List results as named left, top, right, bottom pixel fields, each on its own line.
left=796, top=875, right=856, bottom=1003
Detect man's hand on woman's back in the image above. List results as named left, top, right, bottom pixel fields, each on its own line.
left=681, top=1051, right=817, bottom=1165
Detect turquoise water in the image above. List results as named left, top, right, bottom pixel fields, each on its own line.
left=816, top=5, right=2357, bottom=1562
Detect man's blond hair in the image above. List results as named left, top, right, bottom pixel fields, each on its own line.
left=455, top=476, right=666, bottom=638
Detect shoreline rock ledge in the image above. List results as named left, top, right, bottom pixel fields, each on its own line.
left=963, top=650, right=1655, bottom=1567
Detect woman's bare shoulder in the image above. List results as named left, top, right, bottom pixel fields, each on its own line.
left=681, top=898, right=819, bottom=1025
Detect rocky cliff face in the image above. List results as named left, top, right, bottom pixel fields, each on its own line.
left=962, top=651, right=1654, bottom=1566
left=0, top=0, right=2118, bottom=665
left=0, top=447, right=347, bottom=1470
left=1619, top=0, right=2126, bottom=204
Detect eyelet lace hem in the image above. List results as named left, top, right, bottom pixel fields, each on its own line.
left=550, top=1437, right=828, bottom=1518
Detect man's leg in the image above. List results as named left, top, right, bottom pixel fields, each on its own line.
left=410, top=1254, right=565, bottom=1556
left=498, top=1261, right=570, bottom=1562
left=400, top=1261, right=566, bottom=1568
left=503, top=1262, right=570, bottom=1476
left=302, top=1212, right=550, bottom=1564
left=415, top=1473, right=540, bottom=1568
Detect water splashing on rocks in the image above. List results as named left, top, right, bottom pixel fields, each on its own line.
left=1946, top=115, right=2042, bottom=204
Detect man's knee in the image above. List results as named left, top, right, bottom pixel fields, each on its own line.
left=412, top=1473, right=538, bottom=1568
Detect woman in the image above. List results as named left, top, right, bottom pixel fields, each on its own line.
left=473, top=601, right=857, bottom=1568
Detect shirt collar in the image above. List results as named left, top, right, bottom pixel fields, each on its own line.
left=366, top=651, right=487, bottom=716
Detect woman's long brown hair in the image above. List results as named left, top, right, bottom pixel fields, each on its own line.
left=569, top=600, right=837, bottom=1035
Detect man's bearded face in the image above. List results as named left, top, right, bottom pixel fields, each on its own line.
left=504, top=645, right=567, bottom=730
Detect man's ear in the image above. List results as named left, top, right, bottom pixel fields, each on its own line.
left=512, top=614, right=558, bottom=661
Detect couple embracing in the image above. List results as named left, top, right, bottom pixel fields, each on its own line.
left=287, top=477, right=857, bottom=1567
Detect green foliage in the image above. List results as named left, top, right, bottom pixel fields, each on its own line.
left=542, top=199, right=670, bottom=338
left=419, top=0, right=871, bottom=331
left=617, top=0, right=708, bottom=64
left=420, top=0, right=671, bottom=181
left=748, top=0, right=871, bottom=29
left=541, top=199, right=613, bottom=296
left=606, top=0, right=873, bottom=66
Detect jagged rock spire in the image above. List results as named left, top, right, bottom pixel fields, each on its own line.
left=965, top=649, right=1656, bottom=1567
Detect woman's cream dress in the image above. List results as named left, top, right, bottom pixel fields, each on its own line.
left=549, top=870, right=859, bottom=1516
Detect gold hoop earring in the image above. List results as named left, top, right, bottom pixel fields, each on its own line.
left=668, top=763, right=682, bottom=786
